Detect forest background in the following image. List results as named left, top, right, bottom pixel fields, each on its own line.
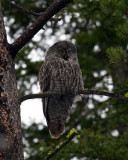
left=2, top=0, right=128, bottom=159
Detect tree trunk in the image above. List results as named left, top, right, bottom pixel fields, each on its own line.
left=0, top=1, right=23, bottom=159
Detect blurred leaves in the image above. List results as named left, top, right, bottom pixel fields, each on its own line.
left=116, top=19, right=128, bottom=40
left=100, top=0, right=127, bottom=18
left=106, top=46, right=128, bottom=66
left=124, top=92, right=128, bottom=97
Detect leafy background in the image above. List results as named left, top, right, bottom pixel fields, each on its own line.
left=2, top=0, right=128, bottom=159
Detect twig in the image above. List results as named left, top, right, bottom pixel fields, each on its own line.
left=80, top=90, right=128, bottom=101
left=44, top=132, right=78, bottom=160
left=4, top=0, right=40, bottom=16
left=20, top=90, right=128, bottom=103
left=4, top=0, right=61, bottom=21
left=20, top=92, right=51, bottom=103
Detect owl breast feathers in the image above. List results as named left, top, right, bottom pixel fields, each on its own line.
left=39, top=41, right=83, bottom=139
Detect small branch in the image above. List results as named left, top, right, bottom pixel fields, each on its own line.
left=4, top=0, right=40, bottom=16
left=9, top=0, right=73, bottom=58
left=20, top=90, right=128, bottom=103
left=4, top=0, right=61, bottom=22
left=20, top=92, right=51, bottom=103
left=44, top=132, right=78, bottom=160
left=80, top=90, right=128, bottom=101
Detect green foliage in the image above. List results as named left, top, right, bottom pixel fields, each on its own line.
left=116, top=19, right=128, bottom=40
left=124, top=92, right=128, bottom=97
left=100, top=0, right=126, bottom=18
left=66, top=128, right=78, bottom=138
left=78, top=129, right=128, bottom=159
left=106, top=46, right=127, bottom=66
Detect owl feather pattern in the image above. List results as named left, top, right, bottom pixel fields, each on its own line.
left=39, top=41, right=83, bottom=138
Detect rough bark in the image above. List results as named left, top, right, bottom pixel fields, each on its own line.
left=0, top=1, right=23, bottom=159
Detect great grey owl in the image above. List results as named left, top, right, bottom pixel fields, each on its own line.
left=39, top=41, right=83, bottom=139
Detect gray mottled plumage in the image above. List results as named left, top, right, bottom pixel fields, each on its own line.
left=39, top=41, right=83, bottom=138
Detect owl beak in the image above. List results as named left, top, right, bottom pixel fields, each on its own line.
left=64, top=51, right=69, bottom=60
left=64, top=55, right=69, bottom=60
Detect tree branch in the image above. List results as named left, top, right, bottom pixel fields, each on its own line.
left=9, top=0, right=73, bottom=58
left=20, top=90, right=128, bottom=103
left=80, top=90, right=128, bottom=101
left=4, top=0, right=61, bottom=22
left=20, top=92, right=51, bottom=103
left=4, top=0, right=40, bottom=16
left=44, top=132, right=78, bottom=160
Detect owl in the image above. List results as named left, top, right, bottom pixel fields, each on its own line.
left=39, top=41, right=83, bottom=139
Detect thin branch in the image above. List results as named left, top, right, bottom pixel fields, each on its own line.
left=9, top=0, right=73, bottom=58
left=20, top=90, right=128, bottom=103
left=80, top=90, right=128, bottom=100
left=20, top=92, right=51, bottom=103
left=4, top=0, right=61, bottom=22
left=4, top=0, right=40, bottom=16
left=44, top=132, right=78, bottom=160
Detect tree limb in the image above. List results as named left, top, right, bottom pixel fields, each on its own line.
left=20, top=90, right=128, bottom=103
left=44, top=132, right=78, bottom=160
left=9, top=0, right=73, bottom=58
left=4, top=0, right=40, bottom=16
left=4, top=0, right=61, bottom=22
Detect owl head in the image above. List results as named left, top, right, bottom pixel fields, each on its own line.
left=46, top=41, right=78, bottom=61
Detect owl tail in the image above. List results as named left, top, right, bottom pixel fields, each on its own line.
left=46, top=95, right=74, bottom=139
left=49, top=122, right=65, bottom=139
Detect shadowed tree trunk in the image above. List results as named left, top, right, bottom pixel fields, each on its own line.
left=0, top=1, right=23, bottom=159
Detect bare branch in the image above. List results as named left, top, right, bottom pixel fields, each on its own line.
left=20, top=90, right=128, bottom=103
left=4, top=0, right=61, bottom=22
left=80, top=90, right=128, bottom=101
left=20, top=92, right=51, bottom=103
left=9, top=0, right=73, bottom=58
left=4, top=0, right=40, bottom=16
left=44, top=132, right=78, bottom=160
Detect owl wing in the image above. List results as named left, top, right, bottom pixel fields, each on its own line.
left=39, top=61, right=51, bottom=117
